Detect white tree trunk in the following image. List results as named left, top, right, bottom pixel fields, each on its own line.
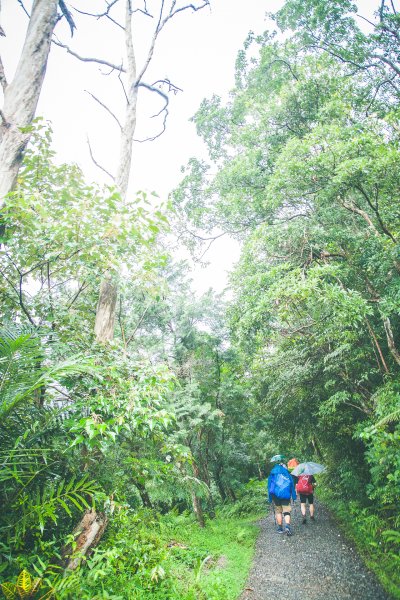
left=94, top=275, right=118, bottom=342
left=0, top=0, right=59, bottom=205
left=94, top=0, right=138, bottom=343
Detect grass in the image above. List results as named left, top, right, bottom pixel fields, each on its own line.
left=159, top=510, right=261, bottom=599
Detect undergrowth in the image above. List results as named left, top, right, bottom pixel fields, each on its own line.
left=317, top=485, right=400, bottom=600
left=0, top=481, right=264, bottom=599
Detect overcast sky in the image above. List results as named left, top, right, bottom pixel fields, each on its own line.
left=0, top=0, right=376, bottom=294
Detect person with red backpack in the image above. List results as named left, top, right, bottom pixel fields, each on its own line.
left=296, top=473, right=316, bottom=524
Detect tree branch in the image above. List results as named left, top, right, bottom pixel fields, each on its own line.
left=67, top=281, right=90, bottom=309
left=85, top=90, right=122, bottom=130
left=52, top=38, right=125, bottom=72
left=19, top=274, right=36, bottom=325
left=87, top=137, right=115, bottom=180
left=354, top=183, right=397, bottom=242
left=72, top=0, right=120, bottom=18
left=58, top=0, right=76, bottom=36
left=134, top=82, right=170, bottom=141
left=16, top=0, right=30, bottom=18
left=341, top=200, right=381, bottom=236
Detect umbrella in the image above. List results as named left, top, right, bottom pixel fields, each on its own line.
left=291, top=462, right=326, bottom=476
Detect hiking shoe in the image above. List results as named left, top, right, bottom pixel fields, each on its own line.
left=310, top=515, right=315, bottom=521
left=302, top=517, right=307, bottom=525
left=285, top=525, right=292, bottom=536
left=277, top=526, right=283, bottom=534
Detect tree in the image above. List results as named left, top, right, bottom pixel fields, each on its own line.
left=48, top=0, right=210, bottom=342
left=0, top=0, right=60, bottom=205
left=174, top=0, right=400, bottom=527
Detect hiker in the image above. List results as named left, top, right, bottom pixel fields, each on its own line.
left=267, top=455, right=297, bottom=536
left=296, top=473, right=316, bottom=524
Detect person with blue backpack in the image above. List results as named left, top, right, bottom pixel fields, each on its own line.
left=267, top=454, right=297, bottom=536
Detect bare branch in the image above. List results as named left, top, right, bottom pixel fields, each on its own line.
left=16, top=0, right=30, bottom=18
left=118, top=69, right=129, bottom=103
left=134, top=82, right=169, bottom=141
left=152, top=78, right=183, bottom=96
left=135, top=0, right=209, bottom=85
left=105, top=13, right=125, bottom=30
left=52, top=38, right=125, bottom=72
left=72, top=0, right=120, bottom=18
left=67, top=281, right=90, bottom=309
left=125, top=302, right=152, bottom=345
left=131, top=8, right=153, bottom=18
left=85, top=90, right=122, bottom=130
left=87, top=137, right=115, bottom=181
left=58, top=0, right=76, bottom=36
left=167, top=1, right=210, bottom=23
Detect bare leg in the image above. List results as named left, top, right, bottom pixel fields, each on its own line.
left=301, top=502, right=306, bottom=517
left=284, top=513, right=291, bottom=525
left=310, top=503, right=314, bottom=517
left=276, top=512, right=283, bottom=526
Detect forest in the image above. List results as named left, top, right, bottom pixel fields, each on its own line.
left=0, top=0, right=399, bottom=599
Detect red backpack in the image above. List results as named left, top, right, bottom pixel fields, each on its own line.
left=296, top=474, right=314, bottom=495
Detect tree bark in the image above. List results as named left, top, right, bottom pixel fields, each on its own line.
left=383, top=316, right=400, bottom=367
left=191, top=461, right=205, bottom=527
left=94, top=0, right=137, bottom=343
left=94, top=275, right=118, bottom=343
left=63, top=509, right=108, bottom=570
left=134, top=480, right=153, bottom=508
left=0, top=0, right=59, bottom=205
left=191, top=490, right=205, bottom=528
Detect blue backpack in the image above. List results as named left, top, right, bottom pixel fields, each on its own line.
left=269, top=471, right=292, bottom=500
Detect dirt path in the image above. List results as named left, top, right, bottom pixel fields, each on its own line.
left=240, top=501, right=391, bottom=600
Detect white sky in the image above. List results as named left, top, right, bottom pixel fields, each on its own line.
left=1, top=0, right=377, bottom=294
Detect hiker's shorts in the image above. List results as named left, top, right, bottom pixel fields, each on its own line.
left=299, top=493, right=314, bottom=504
left=271, top=495, right=291, bottom=513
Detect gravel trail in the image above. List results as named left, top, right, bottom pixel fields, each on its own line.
left=240, top=501, right=391, bottom=600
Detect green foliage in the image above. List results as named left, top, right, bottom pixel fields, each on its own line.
left=318, top=486, right=400, bottom=599
left=174, top=1, right=400, bottom=595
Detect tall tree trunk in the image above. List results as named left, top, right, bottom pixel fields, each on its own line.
left=383, top=316, right=400, bottom=367
left=94, top=275, right=118, bottom=343
left=94, top=0, right=137, bottom=343
left=134, top=480, right=153, bottom=509
left=0, top=0, right=59, bottom=205
left=191, top=491, right=205, bottom=528
left=214, top=465, right=227, bottom=501
left=191, top=461, right=205, bottom=527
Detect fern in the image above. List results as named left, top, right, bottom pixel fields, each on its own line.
left=376, top=408, right=400, bottom=428
left=14, top=476, right=100, bottom=536
left=0, top=326, right=98, bottom=419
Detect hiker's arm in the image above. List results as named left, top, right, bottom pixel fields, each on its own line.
left=267, top=477, right=272, bottom=502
